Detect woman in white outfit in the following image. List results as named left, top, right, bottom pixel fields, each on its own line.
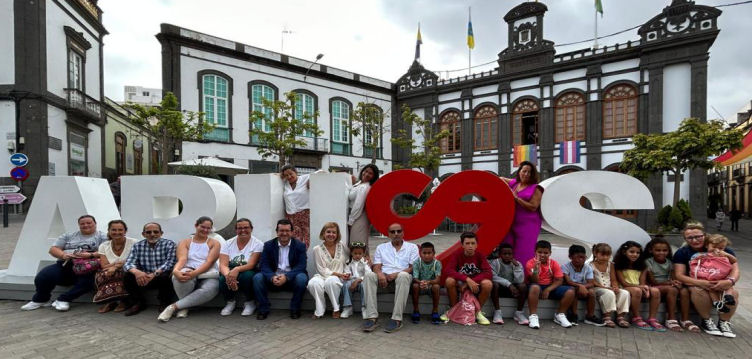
left=308, top=222, right=350, bottom=318
left=158, top=216, right=221, bottom=322
left=347, top=164, right=379, bottom=255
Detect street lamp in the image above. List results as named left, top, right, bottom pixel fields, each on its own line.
left=304, top=54, right=324, bottom=81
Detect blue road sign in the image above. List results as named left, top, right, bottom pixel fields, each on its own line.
left=9, top=153, right=29, bottom=167
left=10, top=167, right=29, bottom=181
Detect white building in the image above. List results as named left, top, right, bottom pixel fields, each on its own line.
left=123, top=85, right=162, bottom=106
left=157, top=24, right=394, bottom=176
left=0, top=0, right=107, bottom=202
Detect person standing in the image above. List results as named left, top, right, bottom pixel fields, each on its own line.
left=348, top=164, right=379, bottom=252
left=500, top=161, right=544, bottom=263
left=253, top=219, right=309, bottom=320
left=281, top=165, right=314, bottom=248
left=121, top=222, right=177, bottom=316
left=729, top=208, right=741, bottom=232
left=361, top=223, right=419, bottom=333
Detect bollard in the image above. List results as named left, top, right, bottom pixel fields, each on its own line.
left=2, top=198, right=8, bottom=228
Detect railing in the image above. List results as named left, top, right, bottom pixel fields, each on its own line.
left=733, top=168, right=745, bottom=179
left=203, top=127, right=230, bottom=142
left=295, top=137, right=329, bottom=152
left=65, top=88, right=102, bottom=119
left=331, top=142, right=350, bottom=156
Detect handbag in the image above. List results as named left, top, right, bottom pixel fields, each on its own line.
left=72, top=256, right=101, bottom=275
left=446, top=289, right=481, bottom=325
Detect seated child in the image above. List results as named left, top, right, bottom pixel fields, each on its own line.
left=590, top=243, right=630, bottom=328
left=525, top=240, right=575, bottom=329
left=562, top=245, right=603, bottom=326
left=342, top=242, right=372, bottom=319
left=489, top=243, right=528, bottom=325
left=411, top=242, right=442, bottom=324
left=442, top=232, right=494, bottom=325
left=689, top=234, right=737, bottom=312
left=644, top=236, right=683, bottom=332
left=614, top=241, right=664, bottom=331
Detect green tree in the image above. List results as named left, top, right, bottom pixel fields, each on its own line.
left=621, top=118, right=743, bottom=206
left=249, top=92, right=321, bottom=167
left=126, top=92, right=214, bottom=174
left=351, top=102, right=388, bottom=164
left=391, top=104, right=449, bottom=173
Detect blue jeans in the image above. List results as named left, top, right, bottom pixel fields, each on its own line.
left=252, top=272, right=308, bottom=314
left=32, top=261, right=96, bottom=303
left=342, top=279, right=364, bottom=308
left=219, top=270, right=255, bottom=302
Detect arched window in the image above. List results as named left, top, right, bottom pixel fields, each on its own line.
left=555, top=92, right=586, bottom=142
left=602, top=84, right=638, bottom=139
left=133, top=140, right=143, bottom=175
left=294, top=92, right=315, bottom=137
left=440, top=110, right=461, bottom=154
left=115, top=132, right=126, bottom=176
left=251, top=83, right=276, bottom=133
left=474, top=105, right=498, bottom=150
left=512, top=99, right=539, bottom=145
left=331, top=99, right=350, bottom=155
left=201, top=74, right=230, bottom=142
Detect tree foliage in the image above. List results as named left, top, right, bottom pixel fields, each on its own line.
left=621, top=118, right=743, bottom=206
left=351, top=101, right=388, bottom=164
left=391, top=104, right=449, bottom=174
left=126, top=92, right=214, bottom=174
left=249, top=92, right=322, bottom=167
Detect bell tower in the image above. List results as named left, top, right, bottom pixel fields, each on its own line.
left=498, top=2, right=555, bottom=74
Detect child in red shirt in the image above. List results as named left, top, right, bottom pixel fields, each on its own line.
left=525, top=240, right=575, bottom=329
left=442, top=232, right=494, bottom=325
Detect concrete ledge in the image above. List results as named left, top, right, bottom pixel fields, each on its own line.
left=0, top=270, right=679, bottom=320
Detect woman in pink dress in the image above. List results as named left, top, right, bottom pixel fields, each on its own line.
left=500, top=161, right=544, bottom=263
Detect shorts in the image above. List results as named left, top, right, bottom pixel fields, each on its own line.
left=414, top=281, right=438, bottom=296
left=533, top=284, right=572, bottom=300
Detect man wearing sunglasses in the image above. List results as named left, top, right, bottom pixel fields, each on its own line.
left=122, top=222, right=177, bottom=316
left=362, top=223, right=419, bottom=333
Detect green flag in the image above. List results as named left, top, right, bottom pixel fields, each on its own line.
left=595, top=0, right=604, bottom=16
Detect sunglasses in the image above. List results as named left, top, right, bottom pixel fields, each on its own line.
left=686, top=235, right=705, bottom=241
left=143, top=230, right=161, bottom=235
left=351, top=242, right=367, bottom=248
left=389, top=229, right=403, bottom=234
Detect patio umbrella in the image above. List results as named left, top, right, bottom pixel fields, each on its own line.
left=168, top=157, right=249, bottom=175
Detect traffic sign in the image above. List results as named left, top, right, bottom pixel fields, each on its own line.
left=10, top=167, right=29, bottom=181
left=9, top=153, right=29, bottom=167
left=0, top=185, right=20, bottom=193
left=0, top=193, right=27, bottom=204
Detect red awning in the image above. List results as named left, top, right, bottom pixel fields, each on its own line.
left=714, top=130, right=752, bottom=166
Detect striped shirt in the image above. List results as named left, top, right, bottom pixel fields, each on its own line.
left=123, top=238, right=177, bottom=273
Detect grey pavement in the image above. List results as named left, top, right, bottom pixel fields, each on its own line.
left=1, top=214, right=752, bottom=358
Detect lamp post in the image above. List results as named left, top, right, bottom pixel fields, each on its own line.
left=303, top=54, right=324, bottom=82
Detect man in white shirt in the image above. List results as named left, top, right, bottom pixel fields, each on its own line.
left=362, top=223, right=419, bottom=333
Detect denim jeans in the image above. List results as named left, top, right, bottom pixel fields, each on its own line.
left=32, top=261, right=95, bottom=303
left=253, top=272, right=308, bottom=314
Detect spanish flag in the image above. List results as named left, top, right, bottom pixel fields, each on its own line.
left=514, top=144, right=537, bottom=167
left=467, top=11, right=475, bottom=49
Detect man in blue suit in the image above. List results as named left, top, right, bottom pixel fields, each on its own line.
left=253, top=219, right=309, bottom=320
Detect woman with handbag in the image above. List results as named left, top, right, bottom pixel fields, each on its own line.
left=158, top=216, right=221, bottom=322
left=94, top=220, right=137, bottom=313
left=21, top=214, right=108, bottom=312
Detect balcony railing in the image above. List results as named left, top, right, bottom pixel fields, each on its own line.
left=203, top=127, right=230, bottom=142
left=733, top=168, right=745, bottom=179
left=364, top=147, right=382, bottom=158
left=295, top=137, right=329, bottom=153
left=65, top=88, right=102, bottom=120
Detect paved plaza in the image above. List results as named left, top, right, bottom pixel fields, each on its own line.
left=1, top=215, right=751, bottom=358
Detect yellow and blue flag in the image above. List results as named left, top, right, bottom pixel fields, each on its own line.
left=415, top=23, right=422, bottom=60
left=467, top=12, right=475, bottom=49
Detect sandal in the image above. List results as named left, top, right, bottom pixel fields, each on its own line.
left=98, top=302, right=117, bottom=313
left=647, top=318, right=667, bottom=332
left=603, top=318, right=616, bottom=328
left=680, top=320, right=700, bottom=333
left=631, top=316, right=653, bottom=331
left=332, top=311, right=340, bottom=319
left=113, top=301, right=129, bottom=312
left=665, top=319, right=683, bottom=332
left=616, top=316, right=630, bottom=328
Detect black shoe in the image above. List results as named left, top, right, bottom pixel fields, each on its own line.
left=256, top=312, right=269, bottom=320
left=290, top=310, right=301, bottom=319
left=566, top=312, right=579, bottom=326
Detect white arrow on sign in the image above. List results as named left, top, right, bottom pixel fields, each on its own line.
left=0, top=185, right=21, bottom=193
left=0, top=193, right=26, bottom=204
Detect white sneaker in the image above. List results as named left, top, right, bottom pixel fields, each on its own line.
left=176, top=309, right=189, bottom=318
left=492, top=309, right=504, bottom=324
left=528, top=314, right=540, bottom=329
left=341, top=306, right=353, bottom=318
left=21, top=301, right=46, bottom=311
left=158, top=305, right=176, bottom=322
left=51, top=300, right=70, bottom=312
left=553, top=312, right=573, bottom=328
left=514, top=310, right=529, bottom=325
left=241, top=301, right=256, bottom=316
left=220, top=301, right=236, bottom=316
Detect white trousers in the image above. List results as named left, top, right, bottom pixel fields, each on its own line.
left=307, top=275, right=343, bottom=316
left=594, top=287, right=630, bottom=315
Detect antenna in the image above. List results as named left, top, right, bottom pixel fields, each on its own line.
left=711, top=105, right=726, bottom=123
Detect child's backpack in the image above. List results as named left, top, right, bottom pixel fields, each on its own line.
left=446, top=289, right=481, bottom=325
left=689, top=254, right=733, bottom=281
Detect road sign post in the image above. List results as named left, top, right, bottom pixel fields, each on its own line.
left=10, top=167, right=29, bottom=182
left=9, top=153, right=29, bottom=167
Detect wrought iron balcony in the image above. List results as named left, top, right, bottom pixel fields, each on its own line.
left=294, top=137, right=329, bottom=153
left=65, top=88, right=102, bottom=121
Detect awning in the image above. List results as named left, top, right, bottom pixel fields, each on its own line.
left=168, top=157, right=249, bottom=175
left=714, top=130, right=752, bottom=166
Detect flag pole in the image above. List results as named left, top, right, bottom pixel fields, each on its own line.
left=468, top=7, right=472, bottom=76
left=593, top=4, right=599, bottom=49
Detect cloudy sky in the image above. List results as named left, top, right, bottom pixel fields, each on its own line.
left=99, top=0, right=752, bottom=122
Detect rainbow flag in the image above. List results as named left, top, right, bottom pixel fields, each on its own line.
left=559, top=140, right=581, bottom=164
left=513, top=144, right=536, bottom=167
